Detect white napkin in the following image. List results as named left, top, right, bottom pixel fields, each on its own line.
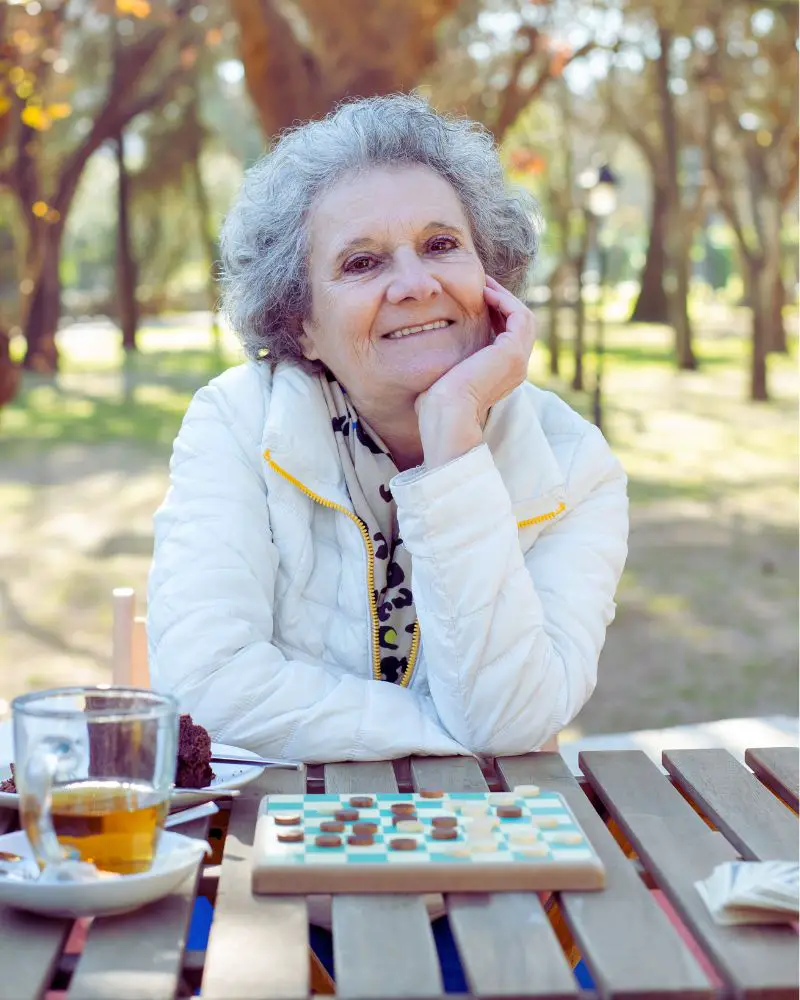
left=695, top=861, right=799, bottom=925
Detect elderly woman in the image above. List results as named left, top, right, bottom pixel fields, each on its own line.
left=148, top=94, right=628, bottom=765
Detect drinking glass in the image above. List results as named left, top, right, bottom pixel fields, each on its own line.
left=12, top=686, right=178, bottom=875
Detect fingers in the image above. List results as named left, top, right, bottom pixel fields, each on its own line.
left=483, top=279, right=516, bottom=317
left=484, top=279, right=536, bottom=356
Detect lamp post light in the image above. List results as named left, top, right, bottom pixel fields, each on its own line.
left=579, top=163, right=618, bottom=435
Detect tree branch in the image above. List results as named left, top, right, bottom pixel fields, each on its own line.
left=705, top=106, right=754, bottom=264
left=777, top=125, right=799, bottom=206
left=52, top=4, right=192, bottom=217
left=493, top=38, right=596, bottom=138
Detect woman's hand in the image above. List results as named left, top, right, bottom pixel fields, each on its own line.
left=415, top=275, right=537, bottom=468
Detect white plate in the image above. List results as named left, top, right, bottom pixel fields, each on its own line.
left=0, top=829, right=208, bottom=918
left=0, top=742, right=266, bottom=810
left=198, top=742, right=269, bottom=792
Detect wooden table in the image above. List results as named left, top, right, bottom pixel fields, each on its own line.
left=0, top=747, right=797, bottom=999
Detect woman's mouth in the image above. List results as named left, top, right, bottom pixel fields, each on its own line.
left=384, top=319, right=453, bottom=340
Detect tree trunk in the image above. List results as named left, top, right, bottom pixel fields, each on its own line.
left=547, top=293, right=560, bottom=376
left=655, top=25, right=697, bottom=370
left=745, top=258, right=769, bottom=401
left=189, top=149, right=222, bottom=352
left=0, top=327, right=21, bottom=409
left=232, top=0, right=459, bottom=136
left=21, top=228, right=63, bottom=372
left=768, top=268, right=787, bottom=353
left=671, top=229, right=697, bottom=369
left=547, top=265, right=563, bottom=377
left=571, top=216, right=593, bottom=393
left=116, top=132, right=139, bottom=353
left=571, top=253, right=588, bottom=392
left=629, top=180, right=670, bottom=323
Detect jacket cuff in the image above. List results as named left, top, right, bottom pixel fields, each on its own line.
left=391, top=444, right=512, bottom=555
left=354, top=683, right=466, bottom=759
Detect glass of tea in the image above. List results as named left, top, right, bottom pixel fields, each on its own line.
left=12, top=686, right=178, bottom=875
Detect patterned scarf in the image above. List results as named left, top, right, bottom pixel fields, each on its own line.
left=319, top=373, right=416, bottom=684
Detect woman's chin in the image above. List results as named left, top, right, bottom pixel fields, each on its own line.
left=381, top=343, right=473, bottom=391
left=388, top=359, right=459, bottom=396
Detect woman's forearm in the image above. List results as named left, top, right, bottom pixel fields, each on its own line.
left=392, top=438, right=627, bottom=755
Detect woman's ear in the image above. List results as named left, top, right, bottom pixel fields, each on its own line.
left=299, top=319, right=321, bottom=362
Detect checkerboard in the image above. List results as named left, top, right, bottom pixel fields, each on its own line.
left=251, top=789, right=605, bottom=894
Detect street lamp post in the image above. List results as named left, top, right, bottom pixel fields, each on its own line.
left=579, top=164, right=618, bottom=435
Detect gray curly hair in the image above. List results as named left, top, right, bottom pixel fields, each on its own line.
left=219, top=92, right=540, bottom=370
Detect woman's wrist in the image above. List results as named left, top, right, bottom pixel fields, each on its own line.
left=416, top=395, right=483, bottom=469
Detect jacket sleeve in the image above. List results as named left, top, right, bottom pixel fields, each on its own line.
left=390, top=425, right=628, bottom=756
left=147, top=382, right=466, bottom=764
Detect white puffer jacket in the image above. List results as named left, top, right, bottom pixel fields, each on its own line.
left=148, top=362, right=628, bottom=763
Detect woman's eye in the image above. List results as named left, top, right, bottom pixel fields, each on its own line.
left=343, top=255, right=375, bottom=273
left=428, top=236, right=458, bottom=253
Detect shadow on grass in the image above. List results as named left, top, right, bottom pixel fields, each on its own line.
left=1, top=349, right=234, bottom=455
left=627, top=471, right=798, bottom=506
left=626, top=478, right=710, bottom=505
left=0, top=579, right=107, bottom=669
left=544, top=332, right=797, bottom=378
left=581, top=513, right=799, bottom=734
left=121, top=347, right=231, bottom=385
left=3, top=385, right=184, bottom=453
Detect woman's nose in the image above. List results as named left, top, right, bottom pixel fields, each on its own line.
left=386, top=253, right=442, bottom=303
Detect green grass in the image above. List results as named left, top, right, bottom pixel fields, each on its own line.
left=2, top=324, right=240, bottom=452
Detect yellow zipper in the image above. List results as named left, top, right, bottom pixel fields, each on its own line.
left=264, top=450, right=419, bottom=687
left=265, top=450, right=565, bottom=687
left=517, top=502, right=566, bottom=530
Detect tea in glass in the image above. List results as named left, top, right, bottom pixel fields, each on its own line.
left=12, top=687, right=178, bottom=875
left=21, top=779, right=170, bottom=875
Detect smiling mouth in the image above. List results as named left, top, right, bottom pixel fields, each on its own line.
left=383, top=319, right=454, bottom=340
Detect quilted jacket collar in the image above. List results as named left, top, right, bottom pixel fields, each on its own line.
left=262, top=363, right=566, bottom=520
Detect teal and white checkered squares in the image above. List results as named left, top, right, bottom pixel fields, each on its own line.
left=261, top=791, right=596, bottom=866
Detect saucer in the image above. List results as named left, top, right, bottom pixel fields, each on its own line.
left=0, top=829, right=208, bottom=918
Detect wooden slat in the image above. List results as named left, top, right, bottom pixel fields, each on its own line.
left=327, top=761, right=442, bottom=998
left=332, top=895, right=442, bottom=999
left=409, top=756, right=489, bottom=794
left=411, top=756, right=578, bottom=998
left=664, top=749, right=799, bottom=861
left=0, top=907, right=72, bottom=1000
left=496, top=753, right=713, bottom=1000
left=67, top=816, right=211, bottom=1000
left=442, top=894, right=581, bottom=1000
left=201, top=767, right=309, bottom=999
left=325, top=760, right=399, bottom=795
left=0, top=783, right=66, bottom=1000
left=745, top=747, right=799, bottom=812
left=580, top=749, right=799, bottom=1000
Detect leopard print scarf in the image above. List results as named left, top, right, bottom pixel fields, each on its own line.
left=319, top=373, right=416, bottom=684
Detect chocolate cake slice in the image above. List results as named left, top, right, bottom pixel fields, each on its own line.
left=0, top=763, right=16, bottom=793
left=176, top=713, right=214, bottom=789
left=5, top=714, right=214, bottom=793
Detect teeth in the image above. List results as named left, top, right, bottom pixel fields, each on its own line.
left=386, top=320, right=450, bottom=340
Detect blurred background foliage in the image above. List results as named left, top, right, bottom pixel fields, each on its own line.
left=0, top=0, right=796, bottom=399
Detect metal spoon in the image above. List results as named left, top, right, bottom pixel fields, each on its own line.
left=165, top=801, right=220, bottom=828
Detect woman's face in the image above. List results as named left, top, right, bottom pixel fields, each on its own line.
left=300, top=165, right=492, bottom=410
